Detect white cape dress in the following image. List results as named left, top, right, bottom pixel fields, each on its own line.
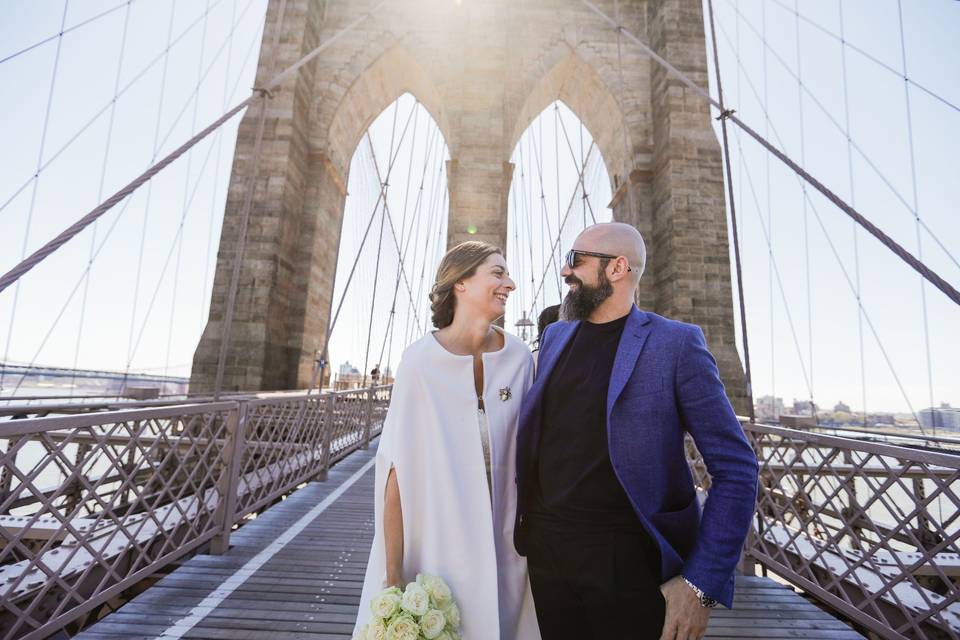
left=353, top=328, right=541, bottom=640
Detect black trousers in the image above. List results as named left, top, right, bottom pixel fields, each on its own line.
left=525, top=522, right=666, bottom=639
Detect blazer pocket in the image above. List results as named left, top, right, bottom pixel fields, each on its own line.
left=649, top=496, right=700, bottom=556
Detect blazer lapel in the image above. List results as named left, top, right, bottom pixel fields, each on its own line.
left=606, top=307, right=652, bottom=411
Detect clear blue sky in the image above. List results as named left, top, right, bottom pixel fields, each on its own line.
left=0, top=0, right=957, bottom=416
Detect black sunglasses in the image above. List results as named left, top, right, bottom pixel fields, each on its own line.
left=565, top=249, right=635, bottom=272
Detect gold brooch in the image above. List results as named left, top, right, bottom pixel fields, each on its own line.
left=499, top=387, right=512, bottom=402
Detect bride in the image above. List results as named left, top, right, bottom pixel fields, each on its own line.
left=353, top=241, right=541, bottom=640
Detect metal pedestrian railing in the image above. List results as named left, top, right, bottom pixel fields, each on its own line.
left=688, top=421, right=960, bottom=640
left=0, top=386, right=391, bottom=640
left=2, top=393, right=958, bottom=640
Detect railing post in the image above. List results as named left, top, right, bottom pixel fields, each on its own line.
left=0, top=435, right=22, bottom=507
left=362, top=386, right=374, bottom=450
left=211, top=401, right=246, bottom=555
left=317, top=393, right=336, bottom=481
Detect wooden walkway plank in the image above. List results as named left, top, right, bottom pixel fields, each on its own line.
left=77, top=442, right=863, bottom=639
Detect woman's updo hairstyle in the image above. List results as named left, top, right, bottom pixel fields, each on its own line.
left=430, top=241, right=502, bottom=329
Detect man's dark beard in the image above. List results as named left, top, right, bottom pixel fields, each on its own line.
left=559, top=264, right=614, bottom=321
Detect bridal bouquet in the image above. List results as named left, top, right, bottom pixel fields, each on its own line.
left=355, top=573, right=463, bottom=640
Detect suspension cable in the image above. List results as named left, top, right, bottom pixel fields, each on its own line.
left=706, top=0, right=754, bottom=420
left=719, top=0, right=960, bottom=275
left=525, top=142, right=597, bottom=322
left=2, top=15, right=264, bottom=395
left=9, top=134, right=223, bottom=397
left=165, top=0, right=214, bottom=378
left=0, top=0, right=387, bottom=297
left=322, top=102, right=419, bottom=370
left=71, top=0, right=135, bottom=397
left=897, top=0, right=936, bottom=434
left=214, top=0, right=289, bottom=397
left=727, top=58, right=925, bottom=429
left=126, top=0, right=180, bottom=381
left=578, top=0, right=960, bottom=308
left=793, top=0, right=817, bottom=422
left=738, top=135, right=815, bottom=407
left=365, top=132, right=427, bottom=335
left=411, top=146, right=448, bottom=344
left=378, top=118, right=439, bottom=372
left=0, top=0, right=137, bottom=66
left=0, top=0, right=232, bottom=221
left=613, top=0, right=639, bottom=227
left=125, top=127, right=224, bottom=374
left=528, top=119, right=564, bottom=300
left=1, top=0, right=70, bottom=391
left=202, top=0, right=243, bottom=333
left=838, top=0, right=868, bottom=427
left=360, top=101, right=401, bottom=387
left=762, top=1, right=776, bottom=408
left=766, top=0, right=960, bottom=115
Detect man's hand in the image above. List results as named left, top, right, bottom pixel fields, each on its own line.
left=658, top=576, right=711, bottom=640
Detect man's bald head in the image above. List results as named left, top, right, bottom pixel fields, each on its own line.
left=574, top=222, right=646, bottom=284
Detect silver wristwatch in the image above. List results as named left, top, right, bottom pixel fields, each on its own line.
left=682, top=576, right=718, bottom=608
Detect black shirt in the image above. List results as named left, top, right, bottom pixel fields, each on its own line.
left=528, top=313, right=643, bottom=531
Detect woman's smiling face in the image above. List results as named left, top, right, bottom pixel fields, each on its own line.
left=455, top=252, right=515, bottom=322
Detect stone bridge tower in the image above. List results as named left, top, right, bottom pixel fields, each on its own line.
left=191, top=0, right=751, bottom=414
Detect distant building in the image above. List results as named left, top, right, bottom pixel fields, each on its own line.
left=866, top=413, right=896, bottom=428
left=834, top=400, right=850, bottom=413
left=919, top=403, right=960, bottom=430
left=791, top=399, right=818, bottom=416
left=756, top=395, right=784, bottom=421
left=339, top=361, right=360, bottom=376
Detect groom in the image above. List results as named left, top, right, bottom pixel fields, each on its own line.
left=514, top=223, right=758, bottom=639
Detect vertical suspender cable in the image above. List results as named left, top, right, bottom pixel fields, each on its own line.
left=706, top=0, right=754, bottom=421
left=793, top=0, right=816, bottom=423
left=125, top=0, right=178, bottom=387
left=203, top=0, right=241, bottom=333
left=360, top=101, right=401, bottom=388
left=166, top=0, right=213, bottom=378
left=554, top=104, right=562, bottom=274
left=72, top=1, right=134, bottom=396
left=838, top=0, right=868, bottom=427
left=897, top=0, right=936, bottom=435
left=614, top=0, right=639, bottom=236
left=1, top=0, right=70, bottom=392
left=762, top=2, right=775, bottom=414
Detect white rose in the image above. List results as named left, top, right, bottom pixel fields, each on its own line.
left=416, top=574, right=453, bottom=608
left=433, top=633, right=452, bottom=640
left=385, top=614, right=420, bottom=640
left=441, top=601, right=461, bottom=629
left=365, top=619, right=387, bottom=640
left=419, top=609, right=447, bottom=639
left=400, top=582, right=430, bottom=616
left=354, top=624, right=368, bottom=640
left=370, top=588, right=402, bottom=618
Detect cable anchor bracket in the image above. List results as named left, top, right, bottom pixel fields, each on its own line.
left=716, top=108, right=736, bottom=122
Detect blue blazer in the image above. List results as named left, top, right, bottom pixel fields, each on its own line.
left=515, top=306, right=758, bottom=608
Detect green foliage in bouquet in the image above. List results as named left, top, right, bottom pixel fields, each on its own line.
left=356, top=573, right=463, bottom=640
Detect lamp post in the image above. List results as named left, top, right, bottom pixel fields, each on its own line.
left=515, top=311, right=535, bottom=344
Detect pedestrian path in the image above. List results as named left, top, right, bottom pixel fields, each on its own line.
left=76, top=442, right=862, bottom=639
